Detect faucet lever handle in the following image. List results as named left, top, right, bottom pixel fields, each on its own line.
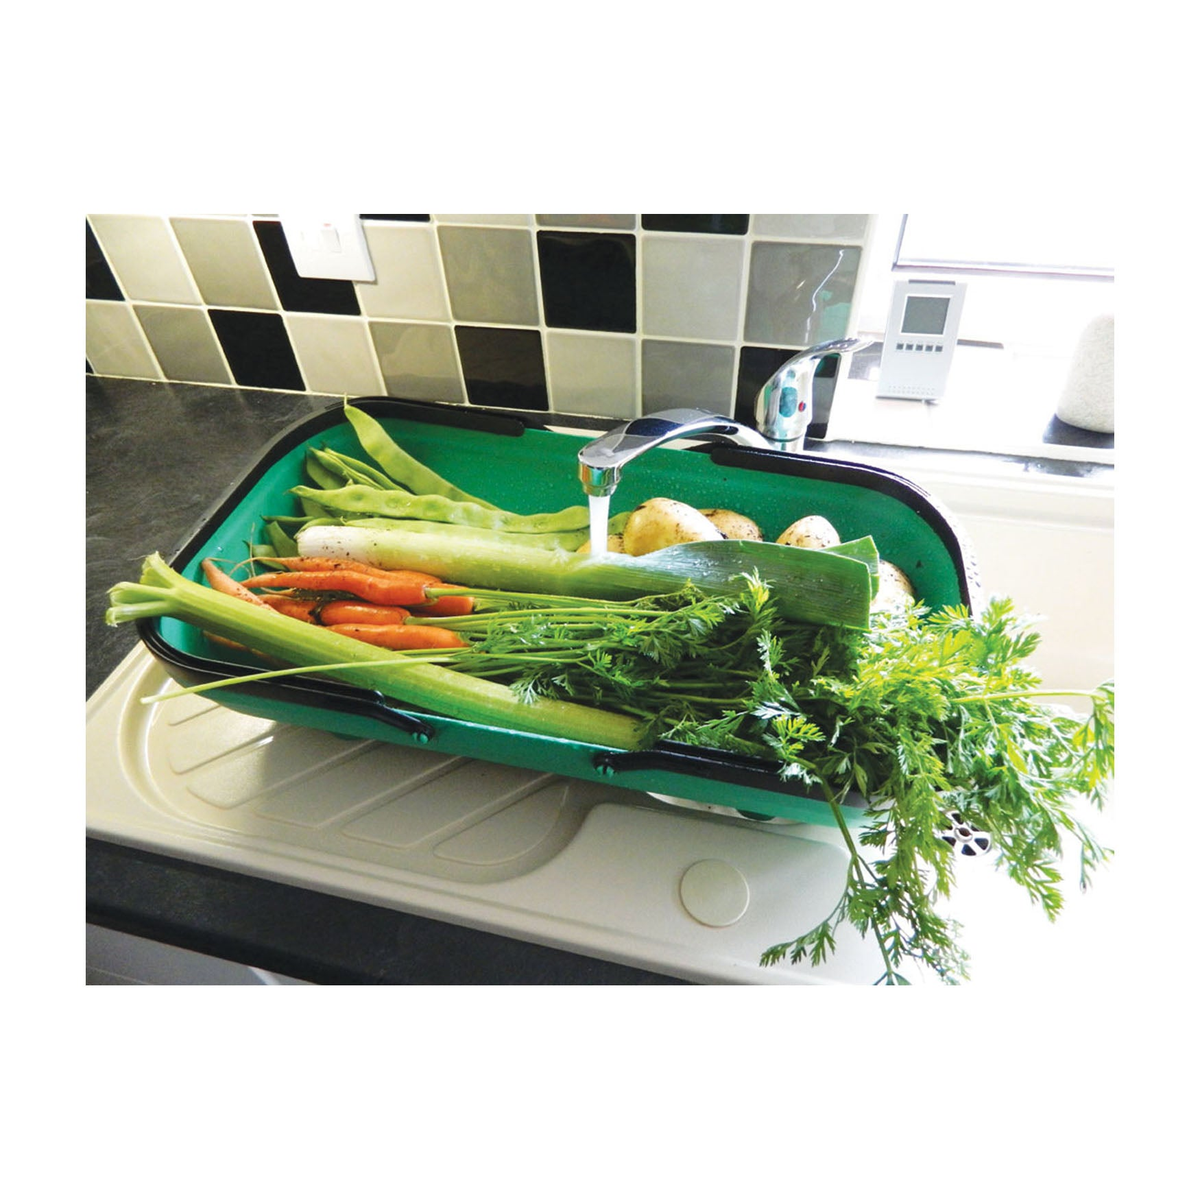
left=755, top=335, right=872, bottom=448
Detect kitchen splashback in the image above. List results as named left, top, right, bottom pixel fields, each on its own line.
left=85, top=214, right=874, bottom=424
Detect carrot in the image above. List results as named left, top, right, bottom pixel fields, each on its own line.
left=264, top=556, right=438, bottom=582
left=324, top=623, right=468, bottom=650
left=245, top=570, right=433, bottom=607
left=317, top=600, right=411, bottom=626
left=202, top=558, right=272, bottom=607
left=261, top=595, right=319, bottom=622
left=409, top=593, right=475, bottom=617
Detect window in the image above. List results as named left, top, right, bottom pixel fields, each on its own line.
left=833, top=214, right=1115, bottom=463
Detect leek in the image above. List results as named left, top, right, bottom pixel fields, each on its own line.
left=105, top=553, right=646, bottom=750
left=295, top=525, right=876, bottom=630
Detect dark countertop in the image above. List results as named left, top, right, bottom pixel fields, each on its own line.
left=86, top=376, right=685, bottom=985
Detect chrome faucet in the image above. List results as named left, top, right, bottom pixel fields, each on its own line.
left=578, top=408, right=770, bottom=498
left=754, top=335, right=872, bottom=448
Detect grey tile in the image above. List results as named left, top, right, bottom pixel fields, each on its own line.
left=435, top=214, right=531, bottom=226
left=170, top=217, right=277, bottom=309
left=545, top=331, right=637, bottom=419
left=744, top=242, right=862, bottom=347
left=370, top=321, right=464, bottom=403
left=641, top=340, right=736, bottom=417
left=357, top=224, right=450, bottom=320
left=134, top=304, right=231, bottom=384
left=641, top=234, right=745, bottom=341
left=87, top=214, right=201, bottom=304
left=536, top=214, right=637, bottom=230
left=437, top=226, right=539, bottom=326
left=85, top=300, right=163, bottom=379
left=751, top=215, right=871, bottom=240
left=285, top=314, right=383, bottom=396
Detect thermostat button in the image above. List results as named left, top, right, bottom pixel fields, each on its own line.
left=679, top=859, right=750, bottom=927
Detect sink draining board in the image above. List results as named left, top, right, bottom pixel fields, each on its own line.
left=87, top=646, right=888, bottom=985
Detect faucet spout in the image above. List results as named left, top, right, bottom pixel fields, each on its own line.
left=754, top=335, right=872, bottom=448
left=577, top=408, right=770, bottom=498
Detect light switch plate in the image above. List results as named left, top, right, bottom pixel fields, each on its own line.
left=279, top=215, right=376, bottom=282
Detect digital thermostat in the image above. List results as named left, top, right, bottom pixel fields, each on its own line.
left=875, top=279, right=966, bottom=401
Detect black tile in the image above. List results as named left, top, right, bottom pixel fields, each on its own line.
left=86, top=220, right=123, bottom=300
left=209, top=309, right=305, bottom=391
left=252, top=219, right=360, bottom=315
left=641, top=215, right=749, bottom=235
left=536, top=231, right=637, bottom=333
left=735, top=345, right=840, bottom=439
left=359, top=214, right=430, bottom=222
left=454, top=326, right=548, bottom=410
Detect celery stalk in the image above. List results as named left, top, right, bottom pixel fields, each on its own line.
left=106, top=553, right=646, bottom=750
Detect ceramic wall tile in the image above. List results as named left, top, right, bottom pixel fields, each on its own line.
left=435, top=215, right=531, bottom=226
left=87, top=215, right=201, bottom=304
left=642, top=215, right=749, bottom=235
left=641, top=234, right=745, bottom=342
left=438, top=226, right=539, bottom=326
left=751, top=215, right=871, bottom=240
left=642, top=340, right=736, bottom=417
left=86, top=221, right=123, bottom=301
left=454, top=326, right=548, bottom=410
left=536, top=215, right=637, bottom=230
left=170, top=217, right=277, bottom=310
left=86, top=300, right=163, bottom=379
left=743, top=241, right=862, bottom=347
left=285, top=314, right=384, bottom=397
left=209, top=309, right=304, bottom=391
left=370, top=321, right=464, bottom=403
left=84, top=213, right=875, bottom=430
left=357, top=224, right=451, bottom=321
left=537, top=231, right=637, bottom=333
left=545, top=331, right=637, bottom=419
left=134, top=304, right=231, bottom=385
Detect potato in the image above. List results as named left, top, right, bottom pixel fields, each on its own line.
left=621, top=497, right=725, bottom=557
left=699, top=508, right=763, bottom=541
left=576, top=534, right=625, bottom=554
left=777, top=515, right=840, bottom=549
left=871, top=561, right=917, bottom=612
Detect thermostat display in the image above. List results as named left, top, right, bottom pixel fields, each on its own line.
left=876, top=279, right=966, bottom=401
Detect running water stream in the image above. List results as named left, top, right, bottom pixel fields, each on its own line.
left=588, top=493, right=611, bottom=557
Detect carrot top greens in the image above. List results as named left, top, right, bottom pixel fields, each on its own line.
left=425, top=575, right=1114, bottom=984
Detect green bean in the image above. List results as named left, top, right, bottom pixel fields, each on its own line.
left=264, top=520, right=298, bottom=558
left=343, top=402, right=499, bottom=510
left=308, top=446, right=397, bottom=491
left=304, top=450, right=346, bottom=492
left=291, top=484, right=593, bottom=534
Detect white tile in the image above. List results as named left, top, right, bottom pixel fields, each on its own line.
left=284, top=314, right=383, bottom=396
left=170, top=217, right=277, bottom=309
left=88, top=214, right=201, bottom=304
left=355, top=224, right=450, bottom=320
left=86, top=300, right=163, bottom=379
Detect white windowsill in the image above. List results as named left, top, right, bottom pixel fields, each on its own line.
left=825, top=342, right=1114, bottom=468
